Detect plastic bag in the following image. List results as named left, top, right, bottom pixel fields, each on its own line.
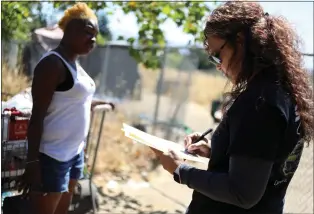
left=2, top=88, right=32, bottom=114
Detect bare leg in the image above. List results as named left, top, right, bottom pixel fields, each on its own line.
left=54, top=179, right=78, bottom=214
left=30, top=191, right=62, bottom=214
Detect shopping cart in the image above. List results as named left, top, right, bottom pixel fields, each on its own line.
left=1, top=104, right=114, bottom=214
left=1, top=108, right=30, bottom=194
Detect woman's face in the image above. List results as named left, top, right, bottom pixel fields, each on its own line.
left=206, top=35, right=243, bottom=84
left=67, top=18, right=99, bottom=55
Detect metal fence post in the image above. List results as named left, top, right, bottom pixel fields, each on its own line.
left=97, top=44, right=111, bottom=95
left=152, top=47, right=167, bottom=135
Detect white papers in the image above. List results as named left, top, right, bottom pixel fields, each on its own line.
left=122, top=123, right=209, bottom=164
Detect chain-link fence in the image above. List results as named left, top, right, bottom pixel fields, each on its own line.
left=2, top=39, right=313, bottom=143
left=1, top=39, right=213, bottom=142
left=2, top=37, right=313, bottom=213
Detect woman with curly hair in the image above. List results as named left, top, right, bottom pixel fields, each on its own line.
left=152, top=1, right=313, bottom=214
left=18, top=3, right=113, bottom=214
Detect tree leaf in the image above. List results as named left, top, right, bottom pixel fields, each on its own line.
left=162, top=5, right=171, bottom=16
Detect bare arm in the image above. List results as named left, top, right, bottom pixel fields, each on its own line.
left=27, top=55, right=65, bottom=161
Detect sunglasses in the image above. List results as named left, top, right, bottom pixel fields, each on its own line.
left=208, top=41, right=227, bottom=66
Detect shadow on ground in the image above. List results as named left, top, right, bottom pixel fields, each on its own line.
left=96, top=187, right=184, bottom=214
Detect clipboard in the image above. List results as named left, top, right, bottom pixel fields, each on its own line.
left=122, top=123, right=209, bottom=164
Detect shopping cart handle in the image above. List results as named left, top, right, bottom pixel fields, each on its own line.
left=3, top=108, right=31, bottom=117
left=92, top=104, right=113, bottom=112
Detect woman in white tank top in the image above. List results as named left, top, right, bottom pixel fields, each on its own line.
left=17, top=3, right=114, bottom=214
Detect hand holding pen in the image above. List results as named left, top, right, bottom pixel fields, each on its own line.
left=183, top=128, right=213, bottom=158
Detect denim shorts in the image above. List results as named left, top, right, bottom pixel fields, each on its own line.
left=38, top=151, right=84, bottom=193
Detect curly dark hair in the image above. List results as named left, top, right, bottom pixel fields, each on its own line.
left=204, top=1, right=314, bottom=143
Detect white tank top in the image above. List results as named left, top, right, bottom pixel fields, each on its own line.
left=38, top=51, right=95, bottom=161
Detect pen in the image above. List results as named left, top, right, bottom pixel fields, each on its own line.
left=184, top=128, right=213, bottom=155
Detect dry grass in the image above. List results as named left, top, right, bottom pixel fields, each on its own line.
left=189, top=71, right=230, bottom=106
left=139, top=65, right=229, bottom=106
left=1, top=64, right=31, bottom=101
left=86, top=112, right=156, bottom=175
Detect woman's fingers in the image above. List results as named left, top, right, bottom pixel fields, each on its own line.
left=17, top=183, right=23, bottom=193
left=17, top=177, right=25, bottom=193
left=184, top=136, right=191, bottom=147
left=187, top=141, right=207, bottom=152
left=22, top=186, right=29, bottom=198
left=184, top=132, right=202, bottom=148
left=21, top=186, right=32, bottom=200
left=17, top=177, right=30, bottom=198
left=168, top=150, right=179, bottom=159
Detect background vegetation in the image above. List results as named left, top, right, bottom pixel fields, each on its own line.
left=1, top=1, right=215, bottom=70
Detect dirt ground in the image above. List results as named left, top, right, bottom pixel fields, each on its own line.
left=92, top=92, right=313, bottom=214
left=93, top=143, right=313, bottom=214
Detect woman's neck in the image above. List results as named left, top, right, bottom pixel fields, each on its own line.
left=56, top=41, right=78, bottom=62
